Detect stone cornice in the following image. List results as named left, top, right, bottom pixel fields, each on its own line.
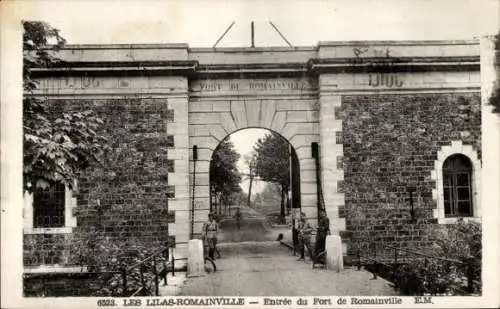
left=30, top=55, right=480, bottom=78
left=30, top=60, right=198, bottom=77
left=317, top=39, right=479, bottom=47
left=308, top=56, right=480, bottom=75
left=193, top=63, right=309, bottom=78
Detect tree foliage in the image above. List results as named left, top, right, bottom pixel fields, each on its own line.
left=253, top=132, right=291, bottom=221
left=252, top=183, right=282, bottom=215
left=23, top=21, right=108, bottom=192
left=489, top=31, right=500, bottom=113
left=210, top=138, right=242, bottom=212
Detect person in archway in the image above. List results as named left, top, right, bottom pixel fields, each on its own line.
left=202, top=212, right=219, bottom=260
left=314, top=209, right=330, bottom=263
left=297, top=214, right=314, bottom=261
left=235, top=207, right=242, bottom=230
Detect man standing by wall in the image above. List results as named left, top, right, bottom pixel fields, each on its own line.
left=297, top=214, right=314, bottom=261
left=315, top=209, right=330, bottom=263
left=202, top=213, right=219, bottom=260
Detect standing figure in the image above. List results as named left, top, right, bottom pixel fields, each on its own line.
left=202, top=212, right=219, bottom=260
left=297, top=215, right=314, bottom=261
left=314, top=209, right=330, bottom=263
left=235, top=207, right=242, bottom=230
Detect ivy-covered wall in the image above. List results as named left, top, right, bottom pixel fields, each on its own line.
left=24, top=98, right=176, bottom=268
left=341, top=92, right=481, bottom=254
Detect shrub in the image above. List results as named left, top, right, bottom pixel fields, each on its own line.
left=395, top=219, right=481, bottom=295
left=74, top=232, right=170, bottom=296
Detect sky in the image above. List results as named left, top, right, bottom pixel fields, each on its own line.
left=4, top=0, right=499, bottom=47
left=229, top=128, right=270, bottom=195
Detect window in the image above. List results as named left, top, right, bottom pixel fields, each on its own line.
left=166, top=135, right=174, bottom=148
left=33, top=181, right=66, bottom=228
left=166, top=185, right=175, bottom=198
left=431, top=140, right=481, bottom=224
left=24, top=181, right=77, bottom=234
left=335, top=131, right=343, bottom=144
left=443, top=154, right=473, bottom=217
left=338, top=205, right=346, bottom=218
left=167, top=159, right=175, bottom=173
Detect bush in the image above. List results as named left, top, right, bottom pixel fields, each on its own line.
left=74, top=232, right=170, bottom=296
left=395, top=219, right=481, bottom=295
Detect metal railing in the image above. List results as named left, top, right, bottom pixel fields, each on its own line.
left=123, top=247, right=169, bottom=297
left=98, top=246, right=187, bottom=297
left=356, top=243, right=479, bottom=295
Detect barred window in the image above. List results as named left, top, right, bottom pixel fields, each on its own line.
left=166, top=185, right=175, bottom=198
left=33, top=181, right=65, bottom=228
left=338, top=205, right=346, bottom=218
left=167, top=159, right=175, bottom=173
left=335, top=131, right=343, bottom=144
left=443, top=154, right=473, bottom=217
left=166, top=135, right=174, bottom=148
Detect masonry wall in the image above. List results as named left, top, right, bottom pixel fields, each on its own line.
left=24, top=97, right=179, bottom=268
left=341, top=92, right=481, bottom=254
left=187, top=77, right=321, bottom=231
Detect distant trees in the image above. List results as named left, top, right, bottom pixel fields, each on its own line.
left=253, top=133, right=291, bottom=223
left=252, top=183, right=282, bottom=215
left=209, top=138, right=242, bottom=215
left=23, top=21, right=108, bottom=192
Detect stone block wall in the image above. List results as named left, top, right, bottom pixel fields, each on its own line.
left=24, top=97, right=179, bottom=268
left=188, top=92, right=321, bottom=232
left=23, top=234, right=75, bottom=266
left=24, top=273, right=101, bottom=297
left=341, top=92, right=481, bottom=254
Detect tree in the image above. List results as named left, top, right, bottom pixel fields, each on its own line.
left=242, top=153, right=258, bottom=208
left=489, top=31, right=500, bottom=113
left=23, top=21, right=108, bottom=192
left=253, top=132, right=291, bottom=223
left=252, top=183, right=282, bottom=215
left=209, top=138, right=242, bottom=215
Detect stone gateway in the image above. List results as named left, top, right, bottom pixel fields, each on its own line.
left=23, top=40, right=483, bottom=273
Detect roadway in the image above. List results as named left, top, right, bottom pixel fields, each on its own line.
left=178, top=207, right=397, bottom=296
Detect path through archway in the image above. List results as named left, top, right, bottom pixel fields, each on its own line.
left=208, top=128, right=301, bottom=244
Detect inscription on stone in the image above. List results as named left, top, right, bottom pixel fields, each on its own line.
left=200, top=82, right=221, bottom=91
left=368, top=73, right=404, bottom=88
left=193, top=79, right=312, bottom=93
left=350, top=47, right=405, bottom=88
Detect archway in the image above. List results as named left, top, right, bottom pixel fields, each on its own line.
left=207, top=128, right=301, bottom=243
left=188, top=96, right=320, bottom=241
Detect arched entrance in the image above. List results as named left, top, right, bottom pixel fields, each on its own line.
left=187, top=78, right=320, bottom=239
left=207, top=128, right=302, bottom=243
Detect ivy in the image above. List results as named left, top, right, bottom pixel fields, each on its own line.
left=23, top=21, right=109, bottom=192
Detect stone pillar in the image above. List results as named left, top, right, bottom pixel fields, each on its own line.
left=187, top=239, right=205, bottom=277
left=319, top=84, right=346, bottom=233
left=166, top=96, right=190, bottom=253
left=325, top=235, right=344, bottom=272
left=480, top=36, right=499, bottom=285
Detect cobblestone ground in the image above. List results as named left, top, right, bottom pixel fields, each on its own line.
left=179, top=241, right=398, bottom=296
